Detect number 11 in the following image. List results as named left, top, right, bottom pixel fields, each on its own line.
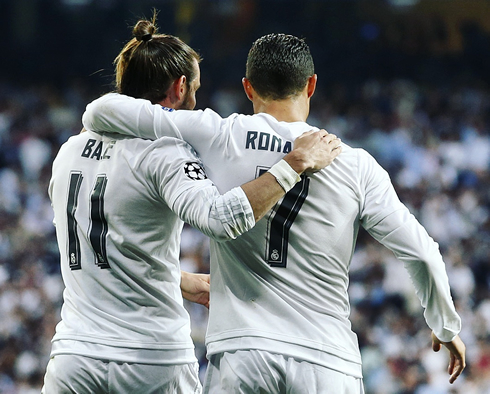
left=66, top=171, right=110, bottom=270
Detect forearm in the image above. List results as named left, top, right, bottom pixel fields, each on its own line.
left=82, top=93, right=169, bottom=139
left=241, top=154, right=306, bottom=222
left=180, top=270, right=192, bottom=292
left=241, top=172, right=289, bottom=223
left=174, top=185, right=255, bottom=242
left=369, top=209, right=461, bottom=341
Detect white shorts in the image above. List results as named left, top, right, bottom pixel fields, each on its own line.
left=42, top=354, right=202, bottom=394
left=203, top=350, right=364, bottom=394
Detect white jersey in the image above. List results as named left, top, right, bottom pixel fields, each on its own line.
left=83, top=93, right=461, bottom=377
left=48, top=129, right=254, bottom=365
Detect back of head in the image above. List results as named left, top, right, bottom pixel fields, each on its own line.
left=114, top=12, right=201, bottom=104
left=246, top=33, right=314, bottom=101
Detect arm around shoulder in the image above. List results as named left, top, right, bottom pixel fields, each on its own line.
left=82, top=93, right=161, bottom=139
left=241, top=129, right=342, bottom=222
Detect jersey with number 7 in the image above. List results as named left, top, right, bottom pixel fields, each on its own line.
left=83, top=93, right=461, bottom=378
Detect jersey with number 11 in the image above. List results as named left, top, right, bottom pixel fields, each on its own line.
left=48, top=130, right=254, bottom=365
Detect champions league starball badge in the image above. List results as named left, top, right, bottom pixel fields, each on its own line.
left=184, top=162, right=207, bottom=180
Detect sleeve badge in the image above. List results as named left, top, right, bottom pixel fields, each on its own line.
left=184, top=162, right=208, bottom=180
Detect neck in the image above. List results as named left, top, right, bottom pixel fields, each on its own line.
left=158, top=97, right=178, bottom=109
left=253, top=96, right=309, bottom=123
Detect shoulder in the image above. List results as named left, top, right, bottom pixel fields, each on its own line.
left=321, top=143, right=388, bottom=186
left=54, top=132, right=93, bottom=159
left=171, top=107, right=228, bottom=122
left=138, top=138, right=209, bottom=189
left=338, top=144, right=379, bottom=166
left=141, top=137, right=199, bottom=164
left=93, top=92, right=143, bottom=106
left=341, top=145, right=391, bottom=186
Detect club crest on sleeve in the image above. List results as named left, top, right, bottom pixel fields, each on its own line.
left=184, top=162, right=207, bottom=180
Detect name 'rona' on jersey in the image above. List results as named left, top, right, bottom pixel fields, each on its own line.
left=83, top=93, right=461, bottom=378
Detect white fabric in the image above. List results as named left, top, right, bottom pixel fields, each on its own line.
left=82, top=93, right=461, bottom=378
left=48, top=130, right=254, bottom=365
left=268, top=159, right=301, bottom=192
left=203, top=350, right=364, bottom=394
left=42, top=354, right=201, bottom=393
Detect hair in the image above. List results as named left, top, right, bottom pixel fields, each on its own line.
left=245, top=33, right=314, bottom=101
left=114, top=11, right=201, bottom=104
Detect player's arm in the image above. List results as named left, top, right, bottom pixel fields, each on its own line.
left=158, top=130, right=340, bottom=241
left=82, top=93, right=227, bottom=154
left=83, top=93, right=190, bottom=140
left=359, top=151, right=464, bottom=382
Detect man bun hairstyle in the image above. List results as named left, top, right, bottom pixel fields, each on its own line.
left=114, top=10, right=201, bottom=104
left=246, top=33, right=314, bottom=101
left=133, top=19, right=155, bottom=43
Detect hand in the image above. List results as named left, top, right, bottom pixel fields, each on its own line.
left=284, top=129, right=341, bottom=175
left=431, top=331, right=466, bottom=384
left=181, top=271, right=210, bottom=308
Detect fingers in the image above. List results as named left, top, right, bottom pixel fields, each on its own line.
left=291, top=129, right=342, bottom=173
left=432, top=332, right=466, bottom=384
left=328, top=136, right=342, bottom=150
left=298, top=129, right=318, bottom=139
left=448, top=353, right=456, bottom=376
left=322, top=133, right=337, bottom=143
left=297, top=129, right=340, bottom=143
left=319, top=131, right=341, bottom=149
left=432, top=340, right=441, bottom=352
left=319, top=132, right=341, bottom=159
left=295, top=130, right=341, bottom=153
left=300, top=129, right=329, bottom=139
left=449, top=356, right=464, bottom=384
left=431, top=331, right=442, bottom=352
left=447, top=348, right=465, bottom=384
left=319, top=129, right=329, bottom=139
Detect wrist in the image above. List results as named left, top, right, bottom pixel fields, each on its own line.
left=282, top=150, right=309, bottom=174
left=267, top=159, right=301, bottom=192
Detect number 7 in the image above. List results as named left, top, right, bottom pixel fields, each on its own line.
left=265, top=174, right=310, bottom=267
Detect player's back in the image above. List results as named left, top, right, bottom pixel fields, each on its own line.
left=48, top=130, right=196, bottom=364
left=201, top=114, right=384, bottom=378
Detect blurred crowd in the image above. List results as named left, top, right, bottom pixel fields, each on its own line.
left=1, top=1, right=490, bottom=392
left=0, top=76, right=487, bottom=393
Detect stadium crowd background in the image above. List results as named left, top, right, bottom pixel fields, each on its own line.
left=0, top=0, right=490, bottom=392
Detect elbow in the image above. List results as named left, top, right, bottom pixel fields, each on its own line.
left=195, top=191, right=255, bottom=242
left=201, top=215, right=255, bottom=242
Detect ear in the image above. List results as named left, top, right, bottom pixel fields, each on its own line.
left=307, top=74, right=317, bottom=98
left=171, top=75, right=187, bottom=102
left=242, top=78, right=254, bottom=102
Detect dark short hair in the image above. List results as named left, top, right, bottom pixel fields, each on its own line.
left=246, top=33, right=314, bottom=100
left=114, top=15, right=201, bottom=104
